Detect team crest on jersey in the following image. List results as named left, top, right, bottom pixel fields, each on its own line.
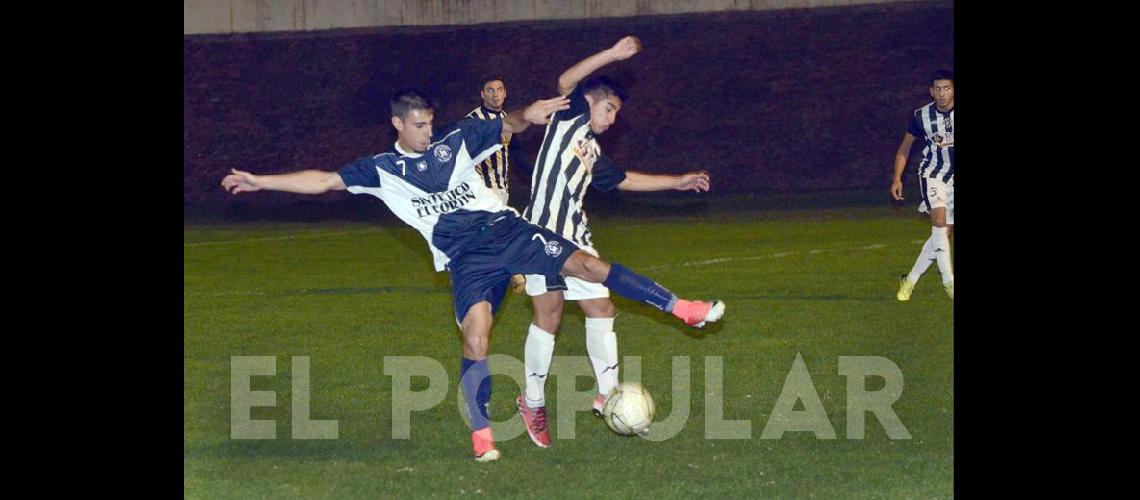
left=544, top=240, right=563, bottom=257
left=434, top=144, right=453, bottom=163
left=416, top=161, right=428, bottom=172
left=571, top=138, right=598, bottom=172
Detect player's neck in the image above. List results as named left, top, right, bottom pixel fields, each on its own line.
left=935, top=102, right=954, bottom=113
left=394, top=140, right=423, bottom=157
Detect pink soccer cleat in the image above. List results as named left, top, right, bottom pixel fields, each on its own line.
left=673, top=300, right=726, bottom=328
left=516, top=395, right=552, bottom=448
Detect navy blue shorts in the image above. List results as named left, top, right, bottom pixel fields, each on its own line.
left=448, top=215, right=579, bottom=324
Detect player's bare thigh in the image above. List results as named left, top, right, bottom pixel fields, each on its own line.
left=460, top=301, right=494, bottom=359
left=561, top=250, right=611, bottom=282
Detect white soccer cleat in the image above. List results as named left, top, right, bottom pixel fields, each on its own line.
left=474, top=449, right=500, bottom=463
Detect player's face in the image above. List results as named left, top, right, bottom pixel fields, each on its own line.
left=481, top=80, right=506, bottom=111
left=585, top=93, right=622, bottom=135
left=392, top=109, right=435, bottom=153
left=930, top=79, right=954, bottom=111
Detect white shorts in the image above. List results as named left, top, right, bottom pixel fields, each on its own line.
left=918, top=177, right=954, bottom=225
left=524, top=245, right=610, bottom=301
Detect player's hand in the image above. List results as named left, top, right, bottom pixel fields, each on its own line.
left=222, top=168, right=262, bottom=194
left=610, top=36, right=641, bottom=61
left=510, top=274, right=527, bottom=295
left=524, top=96, right=571, bottom=125
left=890, top=179, right=904, bottom=201
left=677, top=171, right=711, bottom=192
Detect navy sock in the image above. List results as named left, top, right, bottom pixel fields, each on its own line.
left=603, top=262, right=679, bottom=312
left=460, top=357, right=492, bottom=430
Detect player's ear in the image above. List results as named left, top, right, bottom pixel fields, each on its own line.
left=391, top=115, right=404, bottom=131
left=584, top=93, right=594, bottom=107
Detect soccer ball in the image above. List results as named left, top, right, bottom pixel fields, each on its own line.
left=602, top=382, right=656, bottom=436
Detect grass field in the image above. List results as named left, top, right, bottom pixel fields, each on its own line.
left=184, top=206, right=953, bottom=498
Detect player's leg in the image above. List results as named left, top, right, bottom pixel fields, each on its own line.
left=459, top=301, right=500, bottom=462
left=450, top=255, right=511, bottom=462
left=578, top=296, right=619, bottom=416
left=516, top=289, right=562, bottom=448
left=898, top=177, right=937, bottom=301
left=560, top=251, right=724, bottom=327
left=927, top=180, right=954, bottom=299
left=501, top=219, right=723, bottom=328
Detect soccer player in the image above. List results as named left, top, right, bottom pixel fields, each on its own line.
left=891, top=70, right=955, bottom=301
left=514, top=35, right=716, bottom=449
left=465, top=77, right=513, bottom=205
left=466, top=77, right=527, bottom=293
left=221, top=89, right=725, bottom=462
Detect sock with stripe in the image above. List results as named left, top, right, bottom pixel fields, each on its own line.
left=585, top=317, right=619, bottom=398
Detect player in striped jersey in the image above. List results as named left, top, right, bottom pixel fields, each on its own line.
left=222, top=89, right=725, bottom=462
left=466, top=77, right=512, bottom=205
left=891, top=70, right=955, bottom=301
left=515, top=36, right=719, bottom=449
left=466, top=77, right=528, bottom=294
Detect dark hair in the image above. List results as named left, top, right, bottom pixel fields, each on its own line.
left=390, top=89, right=436, bottom=118
left=581, top=75, right=629, bottom=103
left=930, top=69, right=954, bottom=86
left=481, top=77, right=506, bottom=89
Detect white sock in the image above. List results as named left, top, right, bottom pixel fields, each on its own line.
left=907, top=236, right=937, bottom=284
left=524, top=324, right=556, bottom=407
left=931, top=226, right=954, bottom=284
left=585, top=317, right=618, bottom=398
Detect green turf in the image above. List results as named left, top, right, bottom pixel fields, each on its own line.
left=184, top=207, right=952, bottom=498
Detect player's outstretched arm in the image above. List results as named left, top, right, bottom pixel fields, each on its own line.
left=890, top=133, right=917, bottom=201
left=221, top=168, right=346, bottom=195
left=557, top=35, right=641, bottom=95
left=617, top=171, right=710, bottom=193
left=502, top=96, right=571, bottom=135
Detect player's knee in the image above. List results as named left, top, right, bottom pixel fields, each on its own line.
left=534, top=314, right=561, bottom=335
left=532, top=298, right=564, bottom=333
left=460, top=304, right=493, bottom=357
left=581, top=298, right=615, bottom=318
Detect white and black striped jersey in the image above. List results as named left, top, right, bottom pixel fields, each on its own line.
left=907, top=102, right=954, bottom=183
left=522, top=86, right=627, bottom=247
left=465, top=106, right=512, bottom=204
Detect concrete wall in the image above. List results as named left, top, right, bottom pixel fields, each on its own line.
left=184, top=0, right=932, bottom=34
left=185, top=1, right=953, bottom=221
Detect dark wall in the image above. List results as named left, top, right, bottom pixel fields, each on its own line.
left=185, top=1, right=952, bottom=219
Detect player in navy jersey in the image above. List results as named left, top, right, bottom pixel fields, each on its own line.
left=514, top=36, right=716, bottom=449
left=221, top=89, right=725, bottom=462
left=890, top=70, right=955, bottom=301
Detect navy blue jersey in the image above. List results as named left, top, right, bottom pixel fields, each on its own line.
left=337, top=118, right=515, bottom=271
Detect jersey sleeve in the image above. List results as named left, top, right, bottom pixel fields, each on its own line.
left=455, top=118, right=504, bottom=159
left=554, top=85, right=590, bottom=122
left=906, top=110, right=925, bottom=137
left=589, top=154, right=626, bottom=192
left=337, top=156, right=381, bottom=188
